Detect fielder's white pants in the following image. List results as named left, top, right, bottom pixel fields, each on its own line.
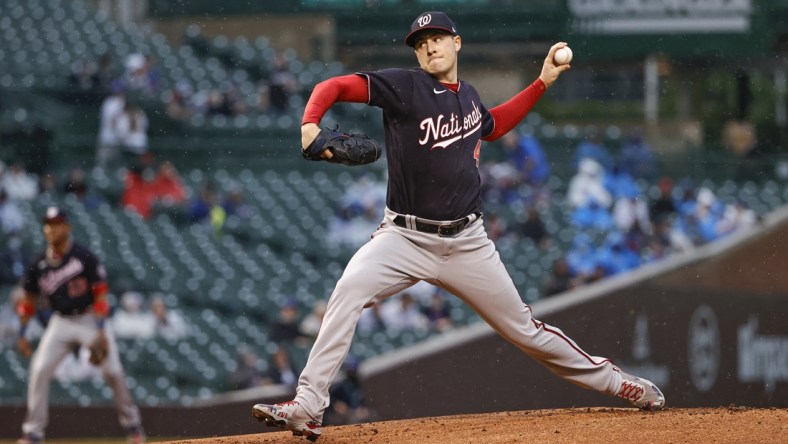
left=22, top=313, right=141, bottom=438
left=296, top=208, right=623, bottom=419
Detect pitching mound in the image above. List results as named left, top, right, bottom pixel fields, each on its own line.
left=161, top=406, right=786, bottom=443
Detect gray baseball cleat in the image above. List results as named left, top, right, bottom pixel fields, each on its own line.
left=616, top=371, right=666, bottom=411
left=253, top=400, right=323, bottom=442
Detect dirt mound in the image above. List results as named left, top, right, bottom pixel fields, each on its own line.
left=161, top=407, right=786, bottom=443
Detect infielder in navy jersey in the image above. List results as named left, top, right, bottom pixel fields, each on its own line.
left=16, top=207, right=144, bottom=444
left=253, top=11, right=664, bottom=441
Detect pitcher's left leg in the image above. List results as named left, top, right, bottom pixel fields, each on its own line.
left=439, top=224, right=620, bottom=396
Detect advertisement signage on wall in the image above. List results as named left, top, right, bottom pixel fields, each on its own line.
left=565, top=0, right=770, bottom=58
left=569, top=0, right=753, bottom=34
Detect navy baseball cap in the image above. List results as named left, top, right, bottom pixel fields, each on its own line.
left=405, top=11, right=458, bottom=47
left=42, top=206, right=69, bottom=224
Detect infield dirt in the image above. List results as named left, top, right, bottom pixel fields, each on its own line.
left=160, top=406, right=786, bottom=443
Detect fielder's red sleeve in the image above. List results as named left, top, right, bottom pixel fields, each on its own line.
left=483, top=78, right=547, bottom=142
left=302, top=74, right=369, bottom=125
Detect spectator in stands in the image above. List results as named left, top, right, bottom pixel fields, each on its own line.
left=123, top=53, right=161, bottom=96
left=675, top=179, right=698, bottom=218
left=325, top=356, right=374, bottom=426
left=0, top=234, right=30, bottom=286
left=256, top=82, right=271, bottom=114
left=420, top=291, right=453, bottom=332
left=62, top=167, right=103, bottom=210
left=327, top=173, right=386, bottom=248
left=222, top=186, right=251, bottom=219
left=299, top=300, right=327, bottom=340
left=521, top=206, right=550, bottom=249
left=270, top=299, right=308, bottom=347
left=267, top=55, right=299, bottom=115
left=152, top=161, right=188, bottom=209
left=603, top=163, right=640, bottom=201
left=566, top=233, right=598, bottom=282
left=650, top=213, right=694, bottom=255
left=187, top=182, right=227, bottom=235
left=121, top=167, right=157, bottom=219
left=479, top=159, right=520, bottom=205
left=618, top=129, right=657, bottom=180
left=380, top=292, right=429, bottom=332
left=567, top=158, right=611, bottom=210
left=340, top=172, right=386, bottom=216
left=204, top=83, right=247, bottom=117
left=38, top=171, right=58, bottom=198
left=0, top=286, right=24, bottom=346
left=484, top=213, right=508, bottom=243
left=357, top=303, right=386, bottom=334
left=612, top=188, right=652, bottom=235
left=115, top=101, right=150, bottom=163
left=327, top=205, right=381, bottom=249
left=542, top=257, right=578, bottom=297
left=570, top=200, right=614, bottom=232
left=265, top=347, right=298, bottom=389
left=692, top=187, right=727, bottom=243
left=96, top=80, right=126, bottom=170
left=68, top=57, right=100, bottom=90
left=111, top=291, right=156, bottom=339
left=228, top=346, right=266, bottom=390
left=165, top=80, right=196, bottom=122
left=150, top=294, right=188, bottom=340
left=0, top=189, right=25, bottom=235
left=188, top=182, right=219, bottom=223
left=596, top=231, right=641, bottom=277
left=719, top=199, right=758, bottom=235
left=573, top=130, right=612, bottom=171
left=94, top=53, right=116, bottom=90
left=1, top=162, right=38, bottom=201
left=649, top=177, right=677, bottom=224
left=505, top=132, right=551, bottom=187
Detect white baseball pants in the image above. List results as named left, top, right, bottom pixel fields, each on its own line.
left=295, top=207, right=622, bottom=419
left=22, top=313, right=141, bottom=438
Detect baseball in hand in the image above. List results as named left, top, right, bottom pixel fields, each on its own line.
left=554, top=46, right=573, bottom=65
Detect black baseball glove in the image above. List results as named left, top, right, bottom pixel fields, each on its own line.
left=302, top=125, right=382, bottom=166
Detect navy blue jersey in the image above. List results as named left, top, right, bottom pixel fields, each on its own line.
left=23, top=243, right=105, bottom=315
left=359, top=68, right=495, bottom=220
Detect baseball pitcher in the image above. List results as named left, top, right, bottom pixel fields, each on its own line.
left=253, top=11, right=665, bottom=442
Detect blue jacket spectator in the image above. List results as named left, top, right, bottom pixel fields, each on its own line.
left=511, top=134, right=550, bottom=185
left=573, top=131, right=612, bottom=171
left=619, top=130, right=658, bottom=180
left=596, top=232, right=641, bottom=276
left=566, top=233, right=598, bottom=278
left=604, top=164, right=640, bottom=201
left=571, top=201, right=614, bottom=232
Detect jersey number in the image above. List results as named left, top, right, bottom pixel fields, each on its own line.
left=473, top=140, right=481, bottom=168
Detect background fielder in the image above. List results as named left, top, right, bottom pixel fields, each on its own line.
left=253, top=11, right=665, bottom=442
left=16, top=207, right=144, bottom=444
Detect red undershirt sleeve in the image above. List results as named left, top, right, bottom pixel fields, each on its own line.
left=302, top=74, right=370, bottom=126
left=483, top=78, right=547, bottom=142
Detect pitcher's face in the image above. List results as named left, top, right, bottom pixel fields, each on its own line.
left=414, top=31, right=461, bottom=82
